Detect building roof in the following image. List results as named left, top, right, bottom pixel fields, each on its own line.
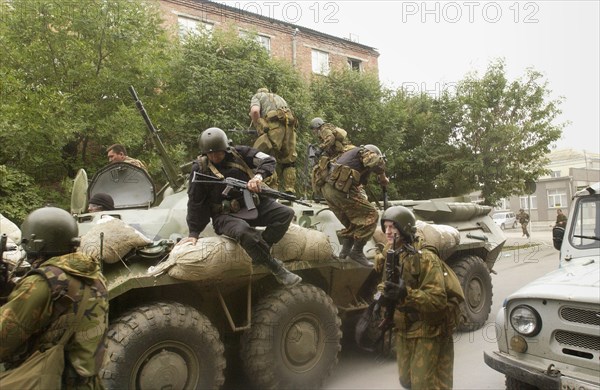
left=191, top=0, right=380, bottom=54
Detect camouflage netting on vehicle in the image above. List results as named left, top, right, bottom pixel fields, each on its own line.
left=271, top=224, right=333, bottom=261
left=78, top=218, right=152, bottom=263
left=372, top=220, right=460, bottom=260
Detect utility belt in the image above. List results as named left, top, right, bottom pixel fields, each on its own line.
left=263, top=108, right=297, bottom=130
left=211, top=194, right=260, bottom=215
left=326, top=163, right=361, bottom=193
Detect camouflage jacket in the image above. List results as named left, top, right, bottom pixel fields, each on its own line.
left=379, top=239, right=450, bottom=338
left=123, top=156, right=148, bottom=172
left=0, top=252, right=108, bottom=384
left=250, top=91, right=289, bottom=118
left=318, top=123, right=353, bottom=157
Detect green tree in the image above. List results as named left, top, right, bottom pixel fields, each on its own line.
left=0, top=0, right=172, bottom=202
left=451, top=60, right=564, bottom=205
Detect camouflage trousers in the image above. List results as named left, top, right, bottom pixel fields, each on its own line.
left=395, top=333, right=454, bottom=390
left=321, top=183, right=378, bottom=241
left=253, top=122, right=297, bottom=193
left=520, top=222, right=530, bottom=237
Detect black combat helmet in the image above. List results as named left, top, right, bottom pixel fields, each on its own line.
left=309, top=117, right=325, bottom=130
left=198, top=127, right=229, bottom=155
left=380, top=205, right=417, bottom=242
left=20, top=206, right=79, bottom=257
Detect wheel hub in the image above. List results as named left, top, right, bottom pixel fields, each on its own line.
left=467, top=278, right=483, bottom=311
left=285, top=320, right=319, bottom=366
left=139, top=349, right=188, bottom=390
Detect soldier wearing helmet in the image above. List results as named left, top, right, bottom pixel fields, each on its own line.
left=249, top=87, right=298, bottom=195
left=0, top=207, right=108, bottom=387
left=378, top=206, right=463, bottom=390
left=320, top=144, right=389, bottom=266
left=309, top=117, right=354, bottom=159
left=178, top=127, right=301, bottom=287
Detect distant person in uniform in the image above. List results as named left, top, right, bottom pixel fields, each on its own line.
left=106, top=143, right=148, bottom=172
left=249, top=88, right=298, bottom=194
left=517, top=208, right=531, bottom=238
left=554, top=208, right=567, bottom=228
left=88, top=192, right=115, bottom=213
left=308, top=117, right=354, bottom=159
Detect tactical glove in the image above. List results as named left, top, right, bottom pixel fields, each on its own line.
left=383, top=280, right=407, bottom=302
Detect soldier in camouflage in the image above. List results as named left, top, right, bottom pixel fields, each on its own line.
left=321, top=145, right=389, bottom=266
left=309, top=117, right=355, bottom=159
left=106, top=143, right=148, bottom=172
left=249, top=88, right=298, bottom=194
left=380, top=206, right=463, bottom=390
left=0, top=207, right=108, bottom=389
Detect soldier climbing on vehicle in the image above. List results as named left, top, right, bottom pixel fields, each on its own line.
left=178, top=127, right=301, bottom=286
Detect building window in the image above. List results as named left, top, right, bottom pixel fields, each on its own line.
left=547, top=188, right=567, bottom=208
left=178, top=16, right=213, bottom=39
left=550, top=170, right=561, bottom=178
left=495, top=198, right=510, bottom=210
left=239, top=31, right=271, bottom=53
left=348, top=58, right=362, bottom=72
left=312, top=49, right=330, bottom=75
left=519, top=196, right=537, bottom=210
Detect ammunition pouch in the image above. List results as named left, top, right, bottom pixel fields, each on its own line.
left=326, top=163, right=360, bottom=193
left=211, top=194, right=260, bottom=215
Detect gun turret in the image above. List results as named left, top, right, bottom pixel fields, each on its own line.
left=129, top=86, right=185, bottom=192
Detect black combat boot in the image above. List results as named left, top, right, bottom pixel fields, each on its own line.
left=348, top=239, right=373, bottom=267
left=338, top=237, right=354, bottom=260
left=264, top=256, right=302, bottom=287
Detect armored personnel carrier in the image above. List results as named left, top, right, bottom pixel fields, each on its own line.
left=64, top=90, right=506, bottom=389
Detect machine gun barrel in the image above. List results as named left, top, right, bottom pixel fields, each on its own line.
left=128, top=86, right=184, bottom=191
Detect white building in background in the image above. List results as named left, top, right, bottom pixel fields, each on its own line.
left=496, top=149, right=600, bottom=225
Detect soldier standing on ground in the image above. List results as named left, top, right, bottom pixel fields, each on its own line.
left=0, top=207, right=109, bottom=388
left=249, top=88, right=298, bottom=195
left=554, top=208, right=567, bottom=228
left=106, top=143, right=148, bottom=172
left=178, top=127, right=301, bottom=287
left=379, top=206, right=464, bottom=390
left=517, top=208, right=531, bottom=238
left=321, top=145, right=389, bottom=267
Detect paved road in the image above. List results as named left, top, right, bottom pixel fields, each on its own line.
left=323, top=226, right=559, bottom=390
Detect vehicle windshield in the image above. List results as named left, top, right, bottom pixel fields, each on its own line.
left=569, top=196, right=600, bottom=248
left=493, top=214, right=504, bottom=220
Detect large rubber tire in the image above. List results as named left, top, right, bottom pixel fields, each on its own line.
left=450, top=255, right=493, bottom=331
left=101, top=302, right=226, bottom=390
left=240, top=284, right=342, bottom=389
left=506, top=375, right=539, bottom=390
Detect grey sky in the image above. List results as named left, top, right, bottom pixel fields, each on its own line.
left=231, top=1, right=599, bottom=153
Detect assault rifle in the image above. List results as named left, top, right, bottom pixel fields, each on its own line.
left=378, top=235, right=402, bottom=332
left=1, top=234, right=11, bottom=304
left=192, top=172, right=312, bottom=208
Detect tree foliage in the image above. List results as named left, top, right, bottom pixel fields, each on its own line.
left=0, top=3, right=565, bottom=217
left=0, top=0, right=171, bottom=202
left=451, top=59, right=564, bottom=205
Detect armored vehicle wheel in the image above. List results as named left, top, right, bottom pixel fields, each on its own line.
left=451, top=255, right=493, bottom=331
left=101, top=302, right=226, bottom=390
left=240, top=284, right=342, bottom=389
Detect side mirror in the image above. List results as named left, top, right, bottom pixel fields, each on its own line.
left=552, top=226, right=565, bottom=250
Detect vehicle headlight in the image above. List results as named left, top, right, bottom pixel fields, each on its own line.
left=510, top=305, right=542, bottom=336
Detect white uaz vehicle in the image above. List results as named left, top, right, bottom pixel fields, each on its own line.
left=484, top=183, right=600, bottom=390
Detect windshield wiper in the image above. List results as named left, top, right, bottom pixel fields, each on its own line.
left=573, top=234, right=600, bottom=241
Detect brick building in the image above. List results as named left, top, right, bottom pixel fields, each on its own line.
left=157, top=0, right=380, bottom=79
